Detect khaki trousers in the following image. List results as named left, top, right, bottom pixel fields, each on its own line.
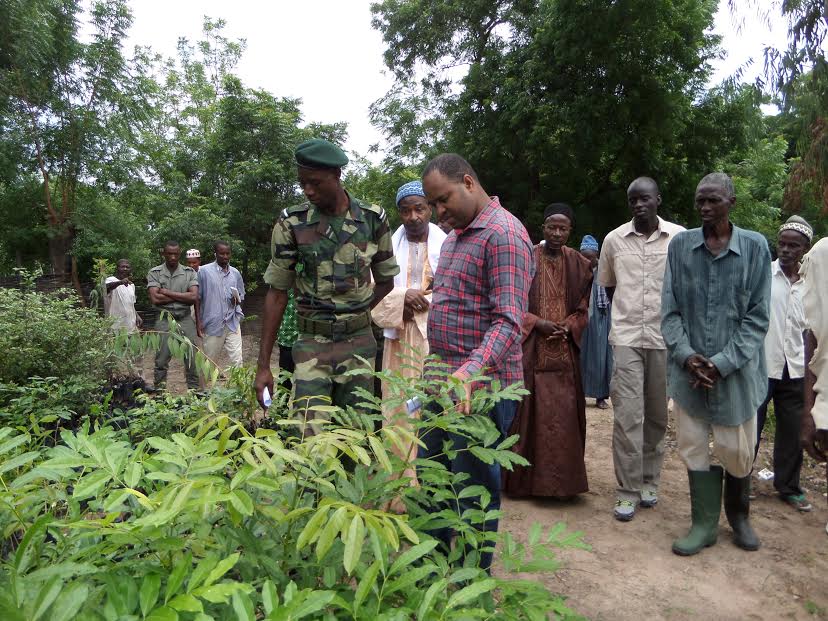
left=202, top=326, right=244, bottom=369
left=611, top=346, right=669, bottom=503
left=676, top=403, right=756, bottom=477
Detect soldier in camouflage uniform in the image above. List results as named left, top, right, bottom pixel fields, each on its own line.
left=147, top=241, right=200, bottom=390
left=255, top=139, right=399, bottom=428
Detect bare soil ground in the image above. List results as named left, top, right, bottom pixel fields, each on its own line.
left=502, top=402, right=828, bottom=621
left=146, top=290, right=828, bottom=620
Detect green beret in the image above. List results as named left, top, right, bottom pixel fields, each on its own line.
left=294, top=138, right=349, bottom=170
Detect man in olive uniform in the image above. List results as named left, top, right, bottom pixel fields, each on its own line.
left=148, top=241, right=200, bottom=390
left=254, top=139, right=399, bottom=427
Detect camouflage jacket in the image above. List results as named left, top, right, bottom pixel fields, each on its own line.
left=264, top=193, right=399, bottom=321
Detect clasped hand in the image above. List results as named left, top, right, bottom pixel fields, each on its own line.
left=685, top=354, right=721, bottom=390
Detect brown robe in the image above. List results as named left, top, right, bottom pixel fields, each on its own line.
left=503, top=244, right=593, bottom=497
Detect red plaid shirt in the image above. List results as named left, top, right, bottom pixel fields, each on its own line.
left=427, top=197, right=534, bottom=387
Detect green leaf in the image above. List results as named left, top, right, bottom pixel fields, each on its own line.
left=228, top=489, right=253, bottom=516
left=368, top=435, right=392, bottom=472
left=0, top=432, right=30, bottom=455
left=446, top=578, right=496, bottom=609
left=417, top=578, right=447, bottom=621
left=231, top=591, right=254, bottom=621
left=528, top=522, right=542, bottom=546
left=32, top=576, right=62, bottom=621
left=50, top=582, right=89, bottom=621
left=164, top=553, right=191, bottom=603
left=394, top=518, right=419, bottom=545
left=0, top=450, right=39, bottom=475
left=316, top=506, right=347, bottom=561
left=146, top=606, right=179, bottom=621
left=72, top=470, right=112, bottom=500
left=192, top=582, right=250, bottom=604
left=388, top=540, right=438, bottom=577
left=187, top=555, right=218, bottom=593
left=353, top=560, right=381, bottom=613
left=140, top=573, right=161, bottom=617
left=14, top=514, right=52, bottom=573
left=296, top=506, right=329, bottom=550
left=291, top=590, right=335, bottom=619
left=342, top=514, right=364, bottom=575
left=167, top=594, right=202, bottom=613
left=202, top=552, right=240, bottom=588
left=384, top=563, right=438, bottom=596
left=261, top=580, right=279, bottom=615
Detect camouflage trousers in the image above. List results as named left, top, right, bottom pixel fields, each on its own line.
left=154, top=314, right=199, bottom=390
left=291, top=325, right=376, bottom=434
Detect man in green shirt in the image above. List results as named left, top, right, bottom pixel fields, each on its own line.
left=254, top=139, right=399, bottom=428
left=662, top=173, right=771, bottom=556
left=147, top=240, right=200, bottom=390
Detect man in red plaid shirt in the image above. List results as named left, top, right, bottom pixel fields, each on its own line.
left=418, top=153, right=534, bottom=571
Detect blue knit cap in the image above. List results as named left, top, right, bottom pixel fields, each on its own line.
left=395, top=180, right=426, bottom=207
left=580, top=235, right=599, bottom=252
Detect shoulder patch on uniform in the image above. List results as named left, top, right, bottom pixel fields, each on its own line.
left=286, top=202, right=311, bottom=215
left=362, top=202, right=387, bottom=221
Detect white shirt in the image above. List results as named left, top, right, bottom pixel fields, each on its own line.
left=764, top=259, right=806, bottom=379
left=104, top=276, right=138, bottom=333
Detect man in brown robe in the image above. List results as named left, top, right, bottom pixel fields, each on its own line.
left=504, top=203, right=593, bottom=497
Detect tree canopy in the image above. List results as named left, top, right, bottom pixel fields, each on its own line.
left=0, top=0, right=824, bottom=285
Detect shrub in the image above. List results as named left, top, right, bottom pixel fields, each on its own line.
left=0, top=288, right=113, bottom=386
left=0, top=367, right=588, bottom=620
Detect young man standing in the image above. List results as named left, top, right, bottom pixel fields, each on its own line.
left=597, top=177, right=685, bottom=521
left=147, top=241, right=199, bottom=390
left=198, top=241, right=246, bottom=371
left=254, top=139, right=398, bottom=424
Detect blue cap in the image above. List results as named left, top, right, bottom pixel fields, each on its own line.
left=395, top=180, right=426, bottom=207
left=580, top=235, right=599, bottom=252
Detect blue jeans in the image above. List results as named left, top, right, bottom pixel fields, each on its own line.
left=416, top=399, right=517, bottom=571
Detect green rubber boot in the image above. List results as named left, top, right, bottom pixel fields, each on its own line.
left=724, top=472, right=760, bottom=551
left=672, top=466, right=723, bottom=556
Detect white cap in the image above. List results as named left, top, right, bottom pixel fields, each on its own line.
left=185, top=248, right=201, bottom=259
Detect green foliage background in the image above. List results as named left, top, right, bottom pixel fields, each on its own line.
left=0, top=0, right=825, bottom=281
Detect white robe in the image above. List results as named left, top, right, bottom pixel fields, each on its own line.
left=801, top=238, right=828, bottom=430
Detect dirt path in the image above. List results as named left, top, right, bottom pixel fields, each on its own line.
left=502, top=402, right=828, bottom=620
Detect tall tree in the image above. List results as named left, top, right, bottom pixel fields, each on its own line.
left=371, top=0, right=764, bottom=238
left=0, top=0, right=154, bottom=290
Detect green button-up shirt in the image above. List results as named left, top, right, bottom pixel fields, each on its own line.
left=147, top=263, right=198, bottom=316
left=661, top=225, right=771, bottom=426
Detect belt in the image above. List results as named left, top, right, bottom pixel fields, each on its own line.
left=297, top=312, right=371, bottom=340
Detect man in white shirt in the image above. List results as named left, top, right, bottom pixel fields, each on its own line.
left=105, top=259, right=142, bottom=333
left=597, top=177, right=685, bottom=521
left=754, top=216, right=813, bottom=511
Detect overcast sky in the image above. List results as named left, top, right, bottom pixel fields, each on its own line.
left=123, top=1, right=789, bottom=161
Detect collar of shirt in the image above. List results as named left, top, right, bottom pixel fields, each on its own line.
left=457, top=196, right=502, bottom=234
left=212, top=261, right=231, bottom=276
left=619, top=216, right=672, bottom=241
left=163, top=264, right=187, bottom=278
left=687, top=223, right=744, bottom=258
left=771, top=258, right=802, bottom=284
left=304, top=192, right=365, bottom=226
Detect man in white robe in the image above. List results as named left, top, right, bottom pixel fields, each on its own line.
left=372, top=181, right=446, bottom=491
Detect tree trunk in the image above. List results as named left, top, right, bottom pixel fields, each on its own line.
left=48, top=230, right=72, bottom=278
